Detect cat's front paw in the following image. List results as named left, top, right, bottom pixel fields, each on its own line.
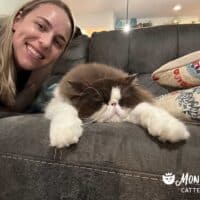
left=49, top=116, right=83, bottom=148
left=148, top=118, right=190, bottom=143
left=130, top=102, right=190, bottom=143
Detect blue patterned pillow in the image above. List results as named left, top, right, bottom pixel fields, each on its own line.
left=155, top=86, right=200, bottom=121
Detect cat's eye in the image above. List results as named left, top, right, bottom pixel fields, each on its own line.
left=120, top=87, right=131, bottom=98
left=83, top=88, right=104, bottom=103
left=119, top=98, right=125, bottom=106
left=119, top=87, right=134, bottom=107
left=93, top=96, right=104, bottom=103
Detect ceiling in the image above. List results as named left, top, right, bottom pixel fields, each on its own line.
left=64, top=0, right=200, bottom=19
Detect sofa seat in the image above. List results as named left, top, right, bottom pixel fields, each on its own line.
left=0, top=114, right=199, bottom=200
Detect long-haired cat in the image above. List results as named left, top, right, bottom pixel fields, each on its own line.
left=45, top=63, right=190, bottom=148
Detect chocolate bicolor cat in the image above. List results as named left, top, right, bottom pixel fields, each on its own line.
left=45, top=63, right=190, bottom=148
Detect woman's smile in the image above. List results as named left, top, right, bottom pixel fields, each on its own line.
left=12, top=3, right=71, bottom=70
left=26, top=42, right=45, bottom=61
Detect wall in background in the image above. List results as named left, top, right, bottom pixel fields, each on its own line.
left=75, top=13, right=200, bottom=35
left=137, top=16, right=200, bottom=26
left=75, top=11, right=114, bottom=36
left=1, top=1, right=199, bottom=35
left=0, top=0, right=27, bottom=16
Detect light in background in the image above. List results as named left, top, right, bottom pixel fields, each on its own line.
left=123, top=0, right=130, bottom=33
left=123, top=23, right=130, bottom=33
left=173, top=4, right=182, bottom=11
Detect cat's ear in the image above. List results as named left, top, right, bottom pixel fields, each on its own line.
left=123, top=74, right=138, bottom=85
left=68, top=81, right=88, bottom=92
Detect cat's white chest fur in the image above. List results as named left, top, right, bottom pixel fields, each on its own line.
left=45, top=87, right=190, bottom=148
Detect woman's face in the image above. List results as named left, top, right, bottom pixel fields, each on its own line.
left=12, top=3, right=72, bottom=71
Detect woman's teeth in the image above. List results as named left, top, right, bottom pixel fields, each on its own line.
left=27, top=44, right=44, bottom=60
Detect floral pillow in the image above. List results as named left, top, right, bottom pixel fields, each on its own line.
left=152, top=51, right=200, bottom=88
left=155, top=86, right=200, bottom=121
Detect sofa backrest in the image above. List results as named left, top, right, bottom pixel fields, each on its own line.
left=88, top=30, right=129, bottom=72
left=53, top=34, right=89, bottom=75
left=128, top=25, right=178, bottom=73
left=88, top=24, right=200, bottom=74
left=178, top=24, right=200, bottom=57
left=52, top=24, right=200, bottom=76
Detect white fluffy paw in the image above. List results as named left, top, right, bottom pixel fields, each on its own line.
left=49, top=115, right=83, bottom=148
left=128, top=102, right=190, bottom=143
left=148, top=118, right=190, bottom=143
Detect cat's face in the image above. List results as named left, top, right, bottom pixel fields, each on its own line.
left=68, top=76, right=144, bottom=122
left=90, top=85, right=131, bottom=122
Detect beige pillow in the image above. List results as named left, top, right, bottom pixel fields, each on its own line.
left=155, top=86, right=200, bottom=121
left=152, top=51, right=200, bottom=88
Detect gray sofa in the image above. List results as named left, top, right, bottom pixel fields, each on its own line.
left=0, top=24, right=200, bottom=200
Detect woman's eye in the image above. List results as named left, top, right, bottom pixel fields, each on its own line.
left=54, top=39, right=63, bottom=48
left=53, top=36, right=66, bottom=48
left=35, top=22, right=46, bottom=31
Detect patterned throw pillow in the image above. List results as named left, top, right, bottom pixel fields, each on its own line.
left=155, top=86, right=200, bottom=121
left=152, top=51, right=200, bottom=88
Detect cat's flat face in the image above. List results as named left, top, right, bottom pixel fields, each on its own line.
left=90, top=86, right=131, bottom=122
left=69, top=77, right=144, bottom=122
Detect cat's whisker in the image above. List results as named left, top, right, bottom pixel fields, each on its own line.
left=82, top=119, right=96, bottom=127
left=89, top=105, right=108, bottom=122
left=81, top=116, right=102, bottom=127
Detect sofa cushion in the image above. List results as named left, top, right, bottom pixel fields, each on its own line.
left=128, top=25, right=178, bottom=74
left=0, top=114, right=199, bottom=174
left=52, top=35, right=89, bottom=75
left=88, top=30, right=129, bottom=72
left=152, top=51, right=200, bottom=88
left=155, top=86, right=200, bottom=121
left=0, top=114, right=199, bottom=199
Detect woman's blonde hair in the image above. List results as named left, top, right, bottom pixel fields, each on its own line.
left=0, top=0, right=75, bottom=106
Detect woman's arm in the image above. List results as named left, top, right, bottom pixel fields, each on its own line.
left=0, top=84, right=37, bottom=113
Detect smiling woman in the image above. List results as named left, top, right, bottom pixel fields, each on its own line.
left=0, top=0, right=75, bottom=112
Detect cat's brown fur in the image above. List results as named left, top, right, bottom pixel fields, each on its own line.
left=45, top=63, right=190, bottom=148
left=59, top=63, right=153, bottom=118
